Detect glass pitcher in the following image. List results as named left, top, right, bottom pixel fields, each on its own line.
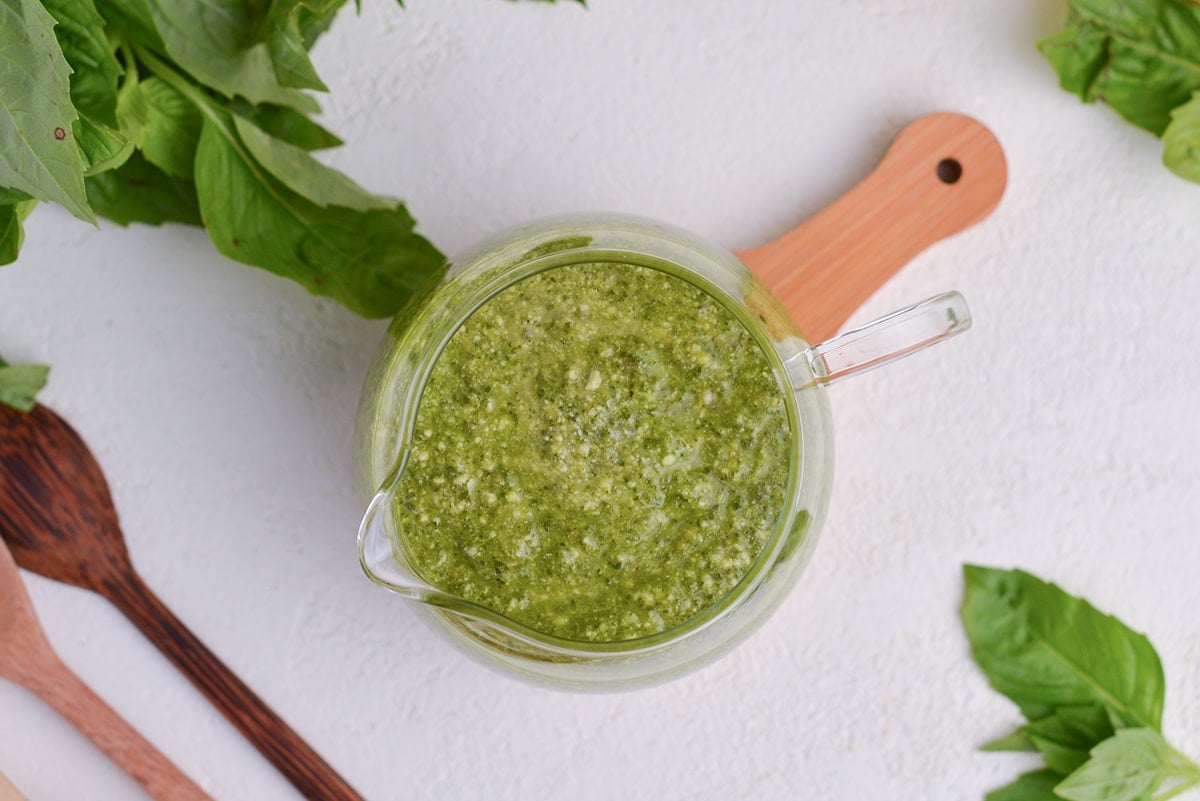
left=353, top=214, right=970, bottom=690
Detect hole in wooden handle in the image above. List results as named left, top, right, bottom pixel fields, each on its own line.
left=936, top=158, right=963, bottom=184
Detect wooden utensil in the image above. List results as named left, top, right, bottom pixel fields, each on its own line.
left=737, top=112, right=1007, bottom=343
left=0, top=538, right=211, bottom=801
left=0, top=404, right=364, bottom=801
left=0, top=769, right=30, bottom=801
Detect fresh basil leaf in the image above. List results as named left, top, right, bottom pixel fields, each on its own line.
left=0, top=201, right=36, bottom=265
left=1038, top=0, right=1200, bottom=136
left=296, top=0, right=346, bottom=48
left=99, top=0, right=319, bottom=112
left=85, top=150, right=201, bottom=226
left=1037, top=21, right=1109, bottom=101
left=259, top=0, right=332, bottom=91
left=1023, top=705, right=1115, bottom=776
left=267, top=19, right=327, bottom=92
left=117, top=76, right=201, bottom=178
left=194, top=115, right=443, bottom=317
left=93, top=0, right=163, bottom=50
left=41, top=0, right=123, bottom=127
left=0, top=356, right=50, bottom=412
left=237, top=102, right=343, bottom=151
left=73, top=114, right=135, bottom=176
left=961, top=566, right=1164, bottom=731
left=231, top=114, right=390, bottom=210
left=1163, top=91, right=1200, bottom=182
left=983, top=729, right=1038, bottom=752
left=147, top=0, right=320, bottom=110
left=0, top=187, right=33, bottom=205
left=0, top=0, right=95, bottom=223
left=985, top=769, right=1065, bottom=801
left=1055, top=728, right=1200, bottom=801
left=0, top=205, right=20, bottom=265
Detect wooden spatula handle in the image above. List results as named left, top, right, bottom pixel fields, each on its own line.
left=0, top=770, right=30, bottom=801
left=736, top=112, right=1006, bottom=343
left=101, top=571, right=364, bottom=801
left=24, top=658, right=211, bottom=801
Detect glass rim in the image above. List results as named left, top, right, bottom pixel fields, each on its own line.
left=370, top=243, right=819, bottom=656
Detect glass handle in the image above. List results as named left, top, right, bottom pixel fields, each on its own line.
left=800, top=291, right=971, bottom=387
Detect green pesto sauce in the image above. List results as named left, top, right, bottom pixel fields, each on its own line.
left=392, top=262, right=791, bottom=643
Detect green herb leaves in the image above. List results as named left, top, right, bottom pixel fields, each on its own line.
left=1024, top=707, right=1116, bottom=776
left=962, top=566, right=1164, bottom=729
left=0, top=201, right=37, bottom=265
left=111, top=0, right=320, bottom=111
left=0, top=355, right=49, bottom=412
left=0, top=0, right=94, bottom=236
left=0, top=0, right=450, bottom=315
left=1039, top=0, right=1200, bottom=184
left=963, top=566, right=1199, bottom=801
left=85, top=151, right=201, bottom=225
left=117, top=75, right=201, bottom=179
left=1163, top=93, right=1200, bottom=181
left=1056, top=730, right=1200, bottom=801
left=230, top=114, right=392, bottom=211
left=43, top=0, right=123, bottom=126
left=194, top=112, right=442, bottom=317
left=987, top=770, right=1064, bottom=801
left=1, top=0, right=581, bottom=314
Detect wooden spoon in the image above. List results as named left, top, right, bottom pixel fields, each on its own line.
left=0, top=538, right=211, bottom=800
left=737, top=112, right=1007, bottom=343
left=0, top=404, right=363, bottom=801
left=0, top=769, right=30, bottom=801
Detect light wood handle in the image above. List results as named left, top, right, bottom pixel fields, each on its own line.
left=0, top=770, right=29, bottom=801
left=736, top=112, right=1006, bottom=343
left=24, top=657, right=212, bottom=801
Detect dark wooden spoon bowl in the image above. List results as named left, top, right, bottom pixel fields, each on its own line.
left=0, top=403, right=365, bottom=801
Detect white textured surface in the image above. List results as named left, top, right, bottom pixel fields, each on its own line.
left=2, top=1, right=1199, bottom=799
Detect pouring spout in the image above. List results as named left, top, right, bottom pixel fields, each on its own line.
left=358, top=488, right=581, bottom=658
left=358, top=489, right=438, bottom=600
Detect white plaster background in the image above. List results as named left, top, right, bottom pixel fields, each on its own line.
left=1, top=1, right=1199, bottom=799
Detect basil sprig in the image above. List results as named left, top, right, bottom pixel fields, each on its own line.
left=962, top=566, right=1199, bottom=801
left=1039, top=0, right=1200, bottom=185
left=0, top=0, right=581, bottom=317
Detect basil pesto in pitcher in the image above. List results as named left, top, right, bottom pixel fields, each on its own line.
left=355, top=213, right=971, bottom=689
left=390, top=262, right=792, bottom=643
